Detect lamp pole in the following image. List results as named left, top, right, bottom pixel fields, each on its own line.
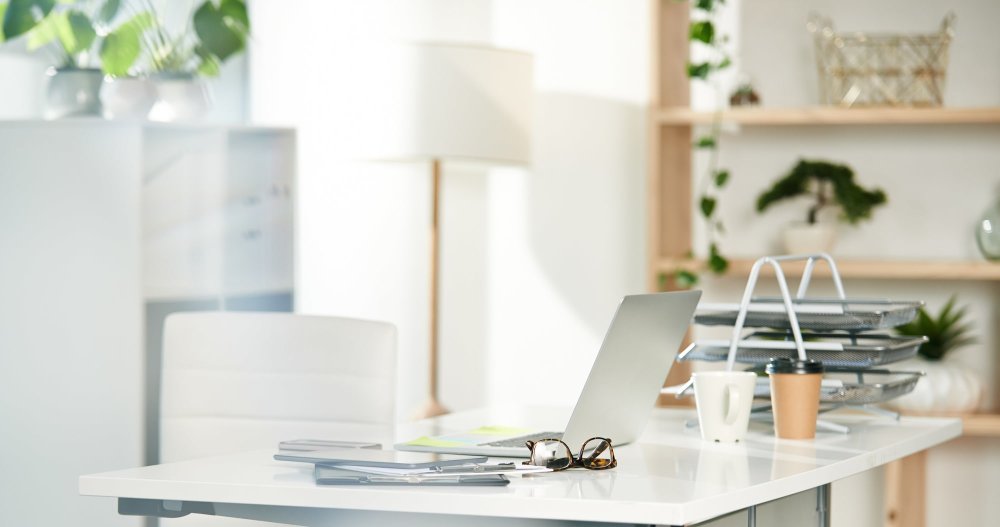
left=417, top=158, right=449, bottom=419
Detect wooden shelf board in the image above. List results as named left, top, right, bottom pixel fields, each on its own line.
left=657, top=258, right=1000, bottom=281
left=656, top=106, right=1000, bottom=126
left=960, top=414, right=1000, bottom=437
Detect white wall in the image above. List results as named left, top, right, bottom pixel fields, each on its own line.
left=248, top=0, right=649, bottom=419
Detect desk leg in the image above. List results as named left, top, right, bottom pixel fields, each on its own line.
left=817, top=484, right=830, bottom=527
left=884, top=451, right=927, bottom=527
left=746, top=504, right=756, bottom=527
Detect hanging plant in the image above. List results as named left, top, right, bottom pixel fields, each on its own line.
left=670, top=0, right=732, bottom=289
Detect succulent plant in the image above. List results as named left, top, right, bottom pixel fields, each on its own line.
left=895, top=295, right=977, bottom=361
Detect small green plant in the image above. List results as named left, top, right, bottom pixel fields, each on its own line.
left=139, top=0, right=249, bottom=77
left=756, top=159, right=887, bottom=225
left=31, top=1, right=154, bottom=75
left=667, top=0, right=732, bottom=290
left=895, top=296, right=977, bottom=361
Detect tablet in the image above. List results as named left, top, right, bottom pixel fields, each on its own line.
left=273, top=448, right=487, bottom=469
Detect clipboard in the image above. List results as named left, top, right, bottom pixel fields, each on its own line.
left=274, top=448, right=487, bottom=469
left=314, top=465, right=510, bottom=486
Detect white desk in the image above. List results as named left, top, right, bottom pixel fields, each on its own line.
left=79, top=407, right=960, bottom=526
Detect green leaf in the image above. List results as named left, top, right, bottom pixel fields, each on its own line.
left=695, top=136, right=716, bottom=149
left=96, top=0, right=120, bottom=25
left=675, top=270, right=699, bottom=289
left=708, top=243, right=728, bottom=274
left=718, top=56, right=732, bottom=70
left=694, top=0, right=714, bottom=11
left=700, top=196, right=716, bottom=218
left=689, top=20, right=714, bottom=44
left=714, top=169, right=729, bottom=187
left=196, top=52, right=220, bottom=76
left=194, top=0, right=248, bottom=63
left=99, top=12, right=153, bottom=76
left=3, top=0, right=54, bottom=40
left=687, top=61, right=711, bottom=80
left=58, top=10, right=95, bottom=55
left=25, top=8, right=61, bottom=49
left=0, top=3, right=8, bottom=42
left=219, top=0, right=249, bottom=31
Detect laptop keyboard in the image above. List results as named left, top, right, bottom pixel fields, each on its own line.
left=481, top=431, right=563, bottom=448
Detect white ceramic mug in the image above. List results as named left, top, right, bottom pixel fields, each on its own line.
left=693, top=371, right=757, bottom=442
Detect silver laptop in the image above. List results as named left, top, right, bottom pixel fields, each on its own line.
left=395, top=290, right=701, bottom=457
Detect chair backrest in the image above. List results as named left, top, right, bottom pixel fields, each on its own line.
left=160, top=312, right=397, bottom=463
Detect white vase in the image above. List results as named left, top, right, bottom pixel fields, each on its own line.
left=782, top=223, right=837, bottom=254
left=44, top=67, right=104, bottom=119
left=101, top=77, right=157, bottom=120
left=890, top=357, right=982, bottom=413
left=148, top=74, right=211, bottom=122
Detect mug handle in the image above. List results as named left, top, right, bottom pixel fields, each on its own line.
left=724, top=384, right=740, bottom=425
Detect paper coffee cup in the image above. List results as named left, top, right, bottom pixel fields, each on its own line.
left=766, top=358, right=824, bottom=439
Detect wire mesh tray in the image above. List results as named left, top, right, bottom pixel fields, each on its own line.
left=694, top=298, right=923, bottom=332
left=752, top=370, right=923, bottom=405
left=678, top=332, right=927, bottom=368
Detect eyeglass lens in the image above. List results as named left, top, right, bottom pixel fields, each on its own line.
left=530, top=440, right=574, bottom=470
left=580, top=437, right=614, bottom=469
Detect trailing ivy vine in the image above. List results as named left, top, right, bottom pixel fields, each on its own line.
left=673, top=0, right=731, bottom=289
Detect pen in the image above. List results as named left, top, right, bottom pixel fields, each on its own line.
left=431, top=462, right=516, bottom=474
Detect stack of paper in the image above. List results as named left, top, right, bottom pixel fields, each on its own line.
left=273, top=444, right=549, bottom=486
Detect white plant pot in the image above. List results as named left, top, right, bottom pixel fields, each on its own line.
left=890, top=357, right=982, bottom=413
left=101, top=77, right=157, bottom=120
left=783, top=223, right=837, bottom=254
left=148, top=75, right=211, bottom=122
left=44, top=68, right=104, bottom=119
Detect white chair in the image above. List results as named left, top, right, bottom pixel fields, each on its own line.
left=159, top=312, right=397, bottom=526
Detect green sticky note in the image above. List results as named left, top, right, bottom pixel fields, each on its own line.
left=469, top=425, right=534, bottom=436
left=402, top=436, right=467, bottom=447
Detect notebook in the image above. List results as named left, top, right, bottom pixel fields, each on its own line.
left=395, top=290, right=701, bottom=457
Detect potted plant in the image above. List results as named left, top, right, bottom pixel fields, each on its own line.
left=139, top=0, right=249, bottom=121
left=756, top=159, right=887, bottom=254
left=891, top=296, right=982, bottom=413
left=3, top=0, right=154, bottom=118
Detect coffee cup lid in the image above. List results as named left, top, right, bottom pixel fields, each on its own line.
left=765, top=357, right=824, bottom=374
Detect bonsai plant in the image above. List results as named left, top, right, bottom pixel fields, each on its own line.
left=756, top=159, right=887, bottom=254
left=891, top=296, right=982, bottom=413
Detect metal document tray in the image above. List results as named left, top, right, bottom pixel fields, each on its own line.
left=679, top=332, right=927, bottom=368
left=694, top=298, right=923, bottom=332
left=752, top=370, right=923, bottom=405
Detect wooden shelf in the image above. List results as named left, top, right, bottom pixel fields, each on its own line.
left=960, top=414, right=1000, bottom=437
left=657, top=258, right=1000, bottom=281
left=656, top=106, right=1000, bottom=126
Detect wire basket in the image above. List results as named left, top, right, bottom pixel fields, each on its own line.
left=808, top=13, right=955, bottom=107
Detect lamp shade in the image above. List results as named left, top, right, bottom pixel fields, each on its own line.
left=357, top=42, right=533, bottom=165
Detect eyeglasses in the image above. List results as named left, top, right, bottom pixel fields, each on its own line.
left=523, top=437, right=617, bottom=471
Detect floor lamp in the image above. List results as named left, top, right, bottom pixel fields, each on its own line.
left=374, top=43, right=533, bottom=418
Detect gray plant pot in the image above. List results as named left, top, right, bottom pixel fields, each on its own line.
left=44, top=67, right=104, bottom=119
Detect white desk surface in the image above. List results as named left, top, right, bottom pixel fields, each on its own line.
left=79, top=407, right=960, bottom=526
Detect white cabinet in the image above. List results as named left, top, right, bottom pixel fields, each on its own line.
left=0, top=120, right=296, bottom=527
left=0, top=121, right=142, bottom=527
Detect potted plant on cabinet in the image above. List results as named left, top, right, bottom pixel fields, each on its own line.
left=891, top=296, right=982, bottom=413
left=140, top=0, right=249, bottom=121
left=756, top=159, right=887, bottom=254
left=4, top=0, right=154, bottom=118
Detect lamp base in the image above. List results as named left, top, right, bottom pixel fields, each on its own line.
left=413, top=398, right=449, bottom=420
